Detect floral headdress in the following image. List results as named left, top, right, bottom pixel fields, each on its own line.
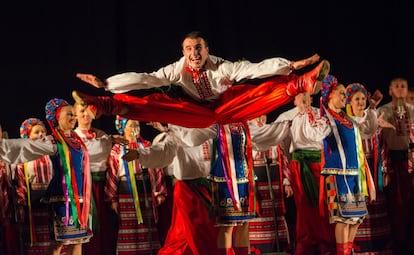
left=45, top=98, right=69, bottom=128
left=345, top=83, right=367, bottom=105
left=320, top=74, right=339, bottom=116
left=20, top=118, right=46, bottom=138
left=320, top=74, right=339, bottom=108
left=345, top=83, right=368, bottom=115
left=115, top=115, right=128, bottom=135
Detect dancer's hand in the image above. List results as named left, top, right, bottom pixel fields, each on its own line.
left=377, top=112, right=395, bottom=130
left=76, top=73, right=106, bottom=88
left=111, top=201, right=120, bottom=215
left=147, top=122, right=168, bottom=132
left=122, top=149, right=139, bottom=161
left=368, top=90, right=383, bottom=109
left=156, top=195, right=166, bottom=206
left=383, top=173, right=391, bottom=187
left=290, top=53, right=320, bottom=70
left=284, top=185, right=293, bottom=197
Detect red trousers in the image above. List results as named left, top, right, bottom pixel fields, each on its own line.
left=290, top=159, right=336, bottom=255
left=115, top=75, right=294, bottom=128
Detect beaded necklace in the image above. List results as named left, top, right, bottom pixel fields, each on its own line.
left=327, top=109, right=354, bottom=129
left=58, top=129, right=82, bottom=152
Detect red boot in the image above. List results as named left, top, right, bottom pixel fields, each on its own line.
left=336, top=242, right=353, bottom=255
left=72, top=90, right=127, bottom=119
left=286, top=59, right=330, bottom=96
left=345, top=242, right=353, bottom=255
left=336, top=242, right=345, bottom=255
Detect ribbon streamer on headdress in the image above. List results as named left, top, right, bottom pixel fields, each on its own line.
left=218, top=124, right=240, bottom=211
left=23, top=163, right=36, bottom=245
left=54, top=130, right=91, bottom=228
left=357, top=130, right=376, bottom=202
left=243, top=122, right=255, bottom=214
left=55, top=132, right=80, bottom=226
left=122, top=145, right=143, bottom=224
left=373, top=131, right=384, bottom=191
left=324, top=106, right=347, bottom=172
left=217, top=123, right=254, bottom=213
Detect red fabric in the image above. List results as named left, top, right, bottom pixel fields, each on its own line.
left=242, top=123, right=255, bottom=215
left=158, top=181, right=219, bottom=255
left=290, top=160, right=336, bottom=254
left=114, top=76, right=293, bottom=128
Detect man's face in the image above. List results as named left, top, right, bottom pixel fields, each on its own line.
left=389, top=80, right=408, bottom=99
left=182, top=37, right=209, bottom=70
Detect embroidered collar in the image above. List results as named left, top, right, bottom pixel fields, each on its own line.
left=185, top=66, right=205, bottom=74
left=327, top=109, right=354, bottom=129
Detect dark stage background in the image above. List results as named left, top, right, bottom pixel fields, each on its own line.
left=1, top=1, right=412, bottom=138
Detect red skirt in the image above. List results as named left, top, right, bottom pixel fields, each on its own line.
left=158, top=180, right=219, bottom=255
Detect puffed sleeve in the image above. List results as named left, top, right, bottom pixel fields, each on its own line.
left=137, top=133, right=179, bottom=168
left=357, top=109, right=378, bottom=138
left=250, top=120, right=291, bottom=151
left=168, top=125, right=217, bottom=147
left=0, top=136, right=56, bottom=164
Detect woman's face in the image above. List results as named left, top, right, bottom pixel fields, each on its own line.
left=29, top=124, right=47, bottom=140
left=124, top=120, right=140, bottom=142
left=58, top=105, right=77, bottom=132
left=350, top=91, right=367, bottom=113
left=75, top=104, right=93, bottom=127
left=329, top=84, right=347, bottom=111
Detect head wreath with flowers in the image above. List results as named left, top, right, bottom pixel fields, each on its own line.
left=45, top=98, right=69, bottom=128
left=20, top=118, right=46, bottom=138
left=345, top=83, right=367, bottom=105
left=115, top=115, right=128, bottom=135
left=320, top=74, right=339, bottom=107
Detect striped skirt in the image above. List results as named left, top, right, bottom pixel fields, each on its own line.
left=25, top=203, right=51, bottom=255
left=117, top=180, right=161, bottom=255
left=249, top=165, right=290, bottom=254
